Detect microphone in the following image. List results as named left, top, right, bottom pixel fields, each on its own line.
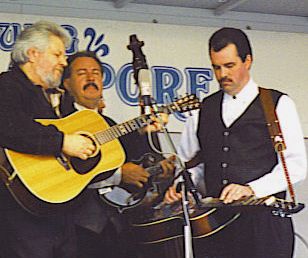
left=138, top=69, right=152, bottom=115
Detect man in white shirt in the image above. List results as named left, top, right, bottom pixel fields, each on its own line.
left=61, top=51, right=174, bottom=258
left=165, top=27, right=306, bottom=258
left=175, top=110, right=206, bottom=196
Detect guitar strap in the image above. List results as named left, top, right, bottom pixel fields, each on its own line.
left=259, top=87, right=297, bottom=203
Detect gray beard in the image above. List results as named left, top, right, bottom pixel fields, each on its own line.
left=36, top=68, right=61, bottom=89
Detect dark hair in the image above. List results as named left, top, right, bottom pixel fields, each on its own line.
left=62, top=51, right=103, bottom=80
left=209, top=27, right=253, bottom=62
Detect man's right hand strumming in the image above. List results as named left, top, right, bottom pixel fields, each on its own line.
left=62, top=134, right=95, bottom=160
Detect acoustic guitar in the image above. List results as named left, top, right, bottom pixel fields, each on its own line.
left=0, top=95, right=199, bottom=215
left=130, top=196, right=305, bottom=244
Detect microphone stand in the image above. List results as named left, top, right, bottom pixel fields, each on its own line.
left=151, top=101, right=201, bottom=258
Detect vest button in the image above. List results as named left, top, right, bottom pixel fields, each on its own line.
left=223, top=131, right=230, bottom=136
left=221, top=162, right=228, bottom=168
left=223, top=146, right=230, bottom=152
left=222, top=179, right=229, bottom=185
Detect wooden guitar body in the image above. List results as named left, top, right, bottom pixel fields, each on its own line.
left=1, top=95, right=200, bottom=215
left=3, top=110, right=125, bottom=215
left=129, top=196, right=304, bottom=244
left=130, top=201, right=239, bottom=244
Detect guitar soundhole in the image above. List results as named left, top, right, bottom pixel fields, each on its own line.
left=70, top=152, right=102, bottom=175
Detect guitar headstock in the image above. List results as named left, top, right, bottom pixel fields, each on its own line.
left=160, top=94, right=201, bottom=114
left=268, top=197, right=305, bottom=217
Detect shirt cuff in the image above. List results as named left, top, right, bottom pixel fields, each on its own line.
left=88, top=167, right=122, bottom=189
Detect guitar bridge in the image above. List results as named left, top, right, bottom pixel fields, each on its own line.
left=56, top=153, right=70, bottom=171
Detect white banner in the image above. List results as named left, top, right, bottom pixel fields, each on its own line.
left=1, top=13, right=308, bottom=135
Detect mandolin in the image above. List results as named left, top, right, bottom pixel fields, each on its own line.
left=100, top=153, right=169, bottom=212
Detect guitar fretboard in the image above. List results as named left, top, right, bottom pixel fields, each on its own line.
left=201, top=196, right=275, bottom=207
left=93, top=94, right=200, bottom=145
left=94, top=114, right=151, bottom=145
left=200, top=196, right=304, bottom=215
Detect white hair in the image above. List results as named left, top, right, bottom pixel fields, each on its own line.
left=11, top=20, right=70, bottom=64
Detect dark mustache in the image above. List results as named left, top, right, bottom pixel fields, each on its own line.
left=219, top=77, right=232, bottom=84
left=83, top=82, right=99, bottom=90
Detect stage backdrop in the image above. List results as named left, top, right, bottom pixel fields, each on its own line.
left=0, top=13, right=308, bottom=257
left=0, top=12, right=308, bottom=135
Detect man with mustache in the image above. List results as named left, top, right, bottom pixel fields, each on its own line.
left=61, top=51, right=175, bottom=258
left=0, top=21, right=97, bottom=258
left=165, top=27, right=306, bottom=258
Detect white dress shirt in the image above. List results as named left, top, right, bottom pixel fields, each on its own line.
left=177, top=110, right=206, bottom=196
left=178, top=79, right=307, bottom=198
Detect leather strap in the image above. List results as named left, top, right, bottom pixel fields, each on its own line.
left=259, top=87, right=296, bottom=203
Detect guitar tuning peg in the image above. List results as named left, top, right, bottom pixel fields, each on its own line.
left=272, top=210, right=279, bottom=216
left=178, top=95, right=184, bottom=104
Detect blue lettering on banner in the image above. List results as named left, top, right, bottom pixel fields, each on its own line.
left=0, top=22, right=214, bottom=121
left=62, top=24, right=79, bottom=55
left=152, top=66, right=182, bottom=104
left=0, top=23, right=20, bottom=51
left=84, top=27, right=109, bottom=57
left=102, top=63, right=116, bottom=89
left=116, top=63, right=139, bottom=106
left=185, top=68, right=213, bottom=99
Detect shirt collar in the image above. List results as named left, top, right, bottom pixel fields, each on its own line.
left=223, top=78, right=258, bottom=103
left=73, top=102, right=99, bottom=112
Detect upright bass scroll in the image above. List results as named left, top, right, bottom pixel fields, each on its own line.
left=127, top=34, right=148, bottom=84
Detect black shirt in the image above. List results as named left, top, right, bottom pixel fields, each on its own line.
left=0, top=65, right=63, bottom=155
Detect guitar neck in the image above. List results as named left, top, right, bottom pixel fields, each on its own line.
left=201, top=196, right=274, bottom=207
left=94, top=114, right=151, bottom=145
left=200, top=196, right=305, bottom=216
left=93, top=94, right=200, bottom=145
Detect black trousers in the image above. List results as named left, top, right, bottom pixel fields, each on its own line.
left=193, top=210, right=294, bottom=258
left=76, top=222, right=126, bottom=258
